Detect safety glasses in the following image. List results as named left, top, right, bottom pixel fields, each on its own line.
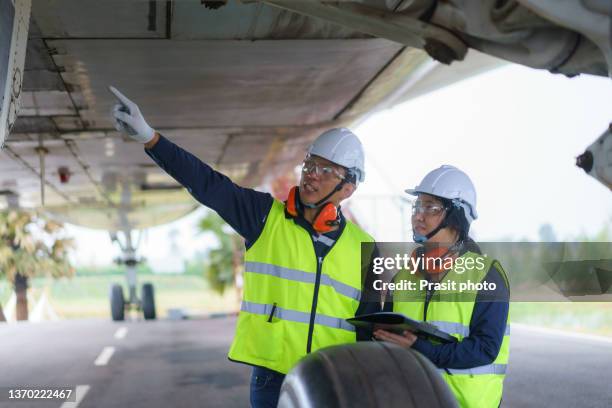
left=412, top=202, right=447, bottom=216
left=301, top=159, right=345, bottom=181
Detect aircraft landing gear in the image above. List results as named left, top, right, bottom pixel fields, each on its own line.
left=109, top=229, right=157, bottom=321
left=109, top=282, right=157, bottom=322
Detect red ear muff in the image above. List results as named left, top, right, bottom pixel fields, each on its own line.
left=286, top=186, right=299, bottom=217
left=312, top=202, right=338, bottom=233
left=285, top=186, right=339, bottom=233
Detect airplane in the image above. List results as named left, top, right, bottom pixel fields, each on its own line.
left=1, top=0, right=610, bottom=324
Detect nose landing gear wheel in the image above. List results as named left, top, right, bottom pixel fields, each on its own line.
left=141, top=282, right=156, bottom=320
left=110, top=284, right=125, bottom=321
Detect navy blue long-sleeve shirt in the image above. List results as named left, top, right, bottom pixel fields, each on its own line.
left=145, top=134, right=382, bottom=339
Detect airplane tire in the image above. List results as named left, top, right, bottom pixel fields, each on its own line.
left=278, top=341, right=458, bottom=408
left=110, top=284, right=125, bottom=321
left=141, top=283, right=156, bottom=320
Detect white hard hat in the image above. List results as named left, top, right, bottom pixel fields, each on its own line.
left=406, top=165, right=478, bottom=223
left=307, top=128, right=365, bottom=183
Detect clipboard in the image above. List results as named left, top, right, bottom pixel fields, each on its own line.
left=346, top=312, right=458, bottom=344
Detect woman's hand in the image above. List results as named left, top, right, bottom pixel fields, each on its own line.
left=373, top=329, right=418, bottom=348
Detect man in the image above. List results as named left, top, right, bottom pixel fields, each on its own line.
left=374, top=165, right=510, bottom=408
left=109, top=87, right=379, bottom=407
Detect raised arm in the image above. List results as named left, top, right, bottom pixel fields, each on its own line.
left=109, top=86, right=273, bottom=247
left=144, top=134, right=273, bottom=246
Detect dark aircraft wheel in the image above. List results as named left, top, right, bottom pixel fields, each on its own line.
left=141, top=283, right=156, bottom=320
left=110, top=284, right=125, bottom=321
left=278, top=341, right=458, bottom=408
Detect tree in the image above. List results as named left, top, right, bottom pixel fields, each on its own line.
left=0, top=211, right=74, bottom=321
left=198, top=212, right=244, bottom=298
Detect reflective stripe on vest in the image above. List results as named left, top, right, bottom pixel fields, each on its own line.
left=245, top=261, right=362, bottom=302
left=241, top=300, right=355, bottom=332
left=429, top=320, right=511, bottom=337
left=428, top=321, right=470, bottom=337
left=441, top=363, right=508, bottom=376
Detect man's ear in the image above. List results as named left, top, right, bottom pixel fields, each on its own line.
left=340, top=182, right=356, bottom=200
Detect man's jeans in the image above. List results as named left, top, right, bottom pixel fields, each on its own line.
left=250, top=366, right=285, bottom=408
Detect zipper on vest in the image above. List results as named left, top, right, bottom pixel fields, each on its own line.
left=423, top=288, right=431, bottom=322
left=306, top=256, right=324, bottom=354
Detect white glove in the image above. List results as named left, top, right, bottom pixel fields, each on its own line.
left=109, top=86, right=155, bottom=143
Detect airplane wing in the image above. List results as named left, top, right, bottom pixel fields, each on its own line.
left=1, top=0, right=609, bottom=231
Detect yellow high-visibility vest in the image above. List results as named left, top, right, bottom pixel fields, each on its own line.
left=393, top=251, right=510, bottom=408
left=228, top=200, right=374, bottom=374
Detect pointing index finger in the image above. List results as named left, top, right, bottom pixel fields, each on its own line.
left=108, top=86, right=133, bottom=108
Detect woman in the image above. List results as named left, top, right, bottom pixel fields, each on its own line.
left=374, top=165, right=510, bottom=408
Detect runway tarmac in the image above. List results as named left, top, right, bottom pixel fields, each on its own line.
left=0, top=317, right=610, bottom=407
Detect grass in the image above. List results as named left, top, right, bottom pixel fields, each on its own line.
left=0, top=272, right=239, bottom=320
left=510, top=302, right=612, bottom=336
left=1, top=275, right=611, bottom=337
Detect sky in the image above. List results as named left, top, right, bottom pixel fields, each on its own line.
left=351, top=63, right=612, bottom=242
left=65, top=62, right=612, bottom=269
